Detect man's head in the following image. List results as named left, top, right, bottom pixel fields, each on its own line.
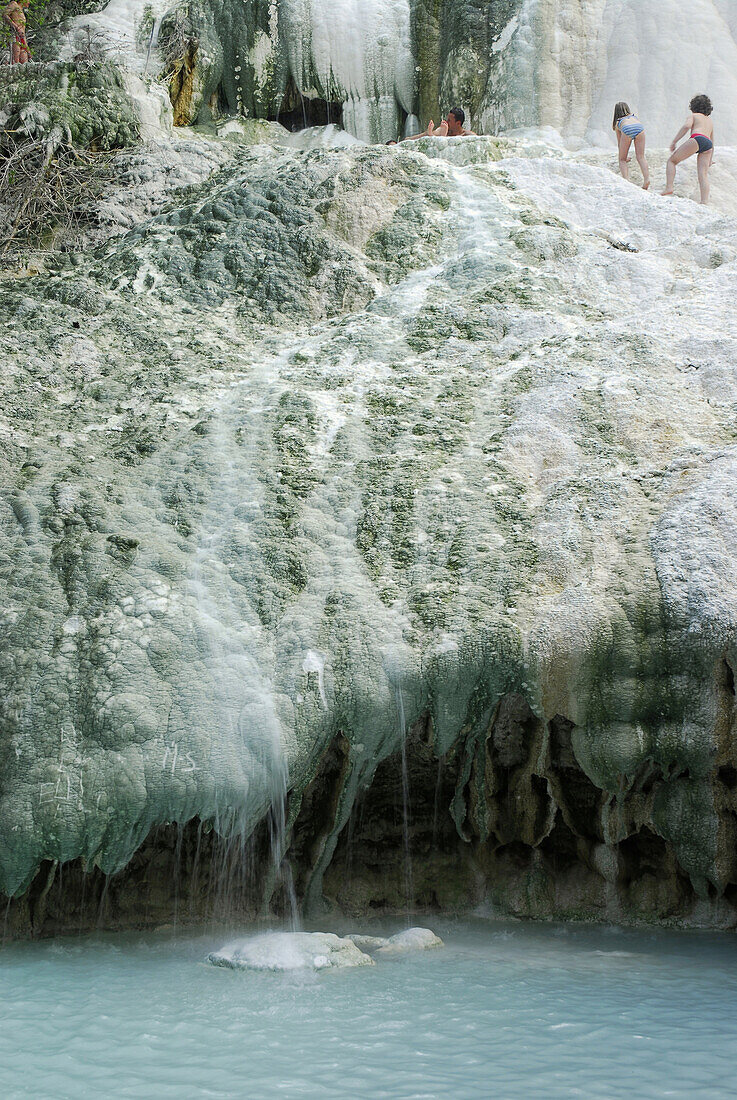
left=446, top=107, right=465, bottom=135
left=690, top=94, right=713, bottom=116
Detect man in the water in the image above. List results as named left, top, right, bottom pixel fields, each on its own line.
left=3, top=0, right=30, bottom=63
left=402, top=106, right=476, bottom=140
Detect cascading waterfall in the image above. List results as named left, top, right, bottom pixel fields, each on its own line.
left=4, top=35, right=737, bottom=933
left=265, top=756, right=300, bottom=929
left=186, top=375, right=300, bottom=925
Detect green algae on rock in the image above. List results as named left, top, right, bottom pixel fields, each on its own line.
left=0, top=61, right=140, bottom=151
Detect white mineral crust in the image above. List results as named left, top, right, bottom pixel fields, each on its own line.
left=207, top=932, right=375, bottom=970
left=349, top=928, right=444, bottom=954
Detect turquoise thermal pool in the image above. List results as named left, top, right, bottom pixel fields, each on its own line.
left=1, top=919, right=735, bottom=1098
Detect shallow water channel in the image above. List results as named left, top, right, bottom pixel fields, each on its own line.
left=1, top=918, right=735, bottom=1098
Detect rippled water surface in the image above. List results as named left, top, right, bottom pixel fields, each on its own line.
left=1, top=918, right=735, bottom=1098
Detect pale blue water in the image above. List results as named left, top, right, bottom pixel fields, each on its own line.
left=1, top=918, right=735, bottom=1099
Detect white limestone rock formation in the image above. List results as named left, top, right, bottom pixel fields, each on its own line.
left=529, top=0, right=737, bottom=146
left=207, top=932, right=375, bottom=970
left=66, top=1, right=737, bottom=143
left=2, top=71, right=737, bottom=931
left=349, top=928, right=444, bottom=954
left=1, top=126, right=737, bottom=928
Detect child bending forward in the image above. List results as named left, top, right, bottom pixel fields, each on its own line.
left=612, top=102, right=650, bottom=190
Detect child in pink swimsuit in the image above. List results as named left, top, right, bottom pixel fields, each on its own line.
left=662, top=95, right=715, bottom=205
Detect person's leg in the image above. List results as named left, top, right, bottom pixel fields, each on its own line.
left=11, top=40, right=20, bottom=63
left=618, top=135, right=632, bottom=179
left=662, top=137, right=698, bottom=194
left=697, top=150, right=711, bottom=204
left=634, top=132, right=650, bottom=189
left=19, top=44, right=29, bottom=63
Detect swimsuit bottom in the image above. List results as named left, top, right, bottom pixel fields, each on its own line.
left=692, top=134, right=713, bottom=153
left=619, top=122, right=644, bottom=139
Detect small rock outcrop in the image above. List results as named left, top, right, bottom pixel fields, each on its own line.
left=207, top=932, right=375, bottom=971
left=349, top=928, right=444, bottom=954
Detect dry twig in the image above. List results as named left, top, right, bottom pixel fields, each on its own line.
left=0, top=134, right=119, bottom=260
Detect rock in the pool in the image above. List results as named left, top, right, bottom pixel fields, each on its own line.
left=207, top=932, right=374, bottom=972
left=349, top=928, right=444, bottom=955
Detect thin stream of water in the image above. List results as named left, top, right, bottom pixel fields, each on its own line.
left=142, top=14, right=163, bottom=76
left=395, top=686, right=414, bottom=923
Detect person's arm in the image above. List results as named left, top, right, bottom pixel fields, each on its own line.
left=670, top=115, right=692, bottom=152
left=401, top=120, right=434, bottom=141
left=710, top=125, right=715, bottom=165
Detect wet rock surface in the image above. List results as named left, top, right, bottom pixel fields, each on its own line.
left=0, top=61, right=140, bottom=152
left=207, top=931, right=375, bottom=971
left=1, top=123, right=737, bottom=936
left=349, top=927, right=444, bottom=954
left=207, top=925, right=443, bottom=971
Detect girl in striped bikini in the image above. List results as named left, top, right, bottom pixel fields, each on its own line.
left=612, top=102, right=651, bottom=190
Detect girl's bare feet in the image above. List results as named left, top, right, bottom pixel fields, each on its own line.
left=661, top=190, right=674, bottom=196
left=643, top=181, right=650, bottom=190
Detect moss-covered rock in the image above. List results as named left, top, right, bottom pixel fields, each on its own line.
left=0, top=61, right=140, bottom=151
